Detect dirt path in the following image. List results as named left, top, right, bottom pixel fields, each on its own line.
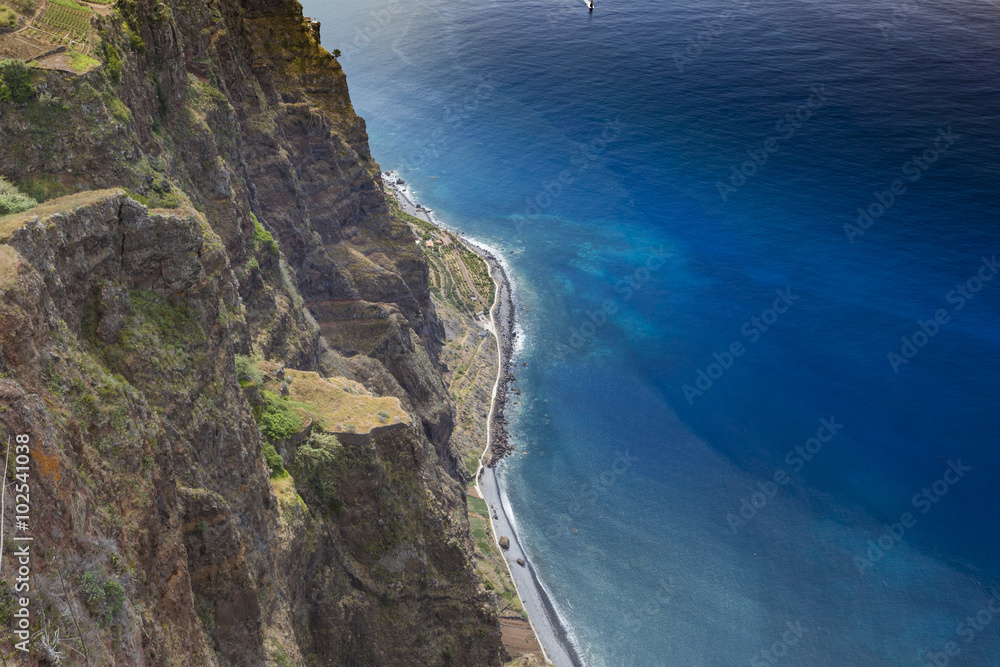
left=78, top=1, right=114, bottom=16
left=500, top=617, right=544, bottom=660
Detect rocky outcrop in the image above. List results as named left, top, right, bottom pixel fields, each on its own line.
left=0, top=0, right=503, bottom=664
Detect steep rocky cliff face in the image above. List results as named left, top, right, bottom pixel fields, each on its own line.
left=0, top=0, right=503, bottom=664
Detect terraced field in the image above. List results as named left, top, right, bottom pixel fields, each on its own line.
left=384, top=189, right=495, bottom=317
left=28, top=2, right=92, bottom=47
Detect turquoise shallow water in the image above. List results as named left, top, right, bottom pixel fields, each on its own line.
left=304, top=0, right=1000, bottom=664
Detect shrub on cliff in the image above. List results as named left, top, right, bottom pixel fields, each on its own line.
left=0, top=177, right=38, bottom=216
left=128, top=28, right=145, bottom=54
left=0, top=59, right=34, bottom=103
left=258, top=391, right=303, bottom=440
left=101, top=43, right=122, bottom=83
left=293, top=431, right=343, bottom=511
left=235, top=354, right=264, bottom=387
left=0, top=8, right=16, bottom=30
left=80, top=571, right=126, bottom=626
left=251, top=214, right=279, bottom=256
left=262, top=442, right=286, bottom=477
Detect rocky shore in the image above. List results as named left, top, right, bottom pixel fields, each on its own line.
left=385, top=174, right=582, bottom=667
left=384, top=172, right=517, bottom=465
left=477, top=244, right=518, bottom=465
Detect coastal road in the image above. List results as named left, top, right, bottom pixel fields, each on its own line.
left=474, top=253, right=583, bottom=667
left=390, top=174, right=581, bottom=666
left=478, top=467, right=581, bottom=667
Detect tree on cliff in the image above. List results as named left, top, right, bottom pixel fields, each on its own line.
left=0, top=59, right=33, bottom=103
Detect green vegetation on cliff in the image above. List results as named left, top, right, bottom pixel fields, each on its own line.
left=262, top=441, right=287, bottom=477
left=0, top=8, right=16, bottom=30
left=0, top=177, right=37, bottom=216
left=251, top=214, right=279, bottom=256
left=80, top=570, right=127, bottom=627
left=258, top=391, right=304, bottom=441
left=0, top=59, right=33, bottom=104
left=292, top=430, right=344, bottom=511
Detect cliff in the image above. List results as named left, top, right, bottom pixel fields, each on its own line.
left=0, top=0, right=504, bottom=664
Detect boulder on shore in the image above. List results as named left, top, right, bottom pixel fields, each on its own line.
left=499, top=536, right=510, bottom=550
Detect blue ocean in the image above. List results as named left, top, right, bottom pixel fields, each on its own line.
left=303, top=0, right=1000, bottom=663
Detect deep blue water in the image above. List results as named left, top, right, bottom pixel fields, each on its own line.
left=304, top=0, right=1000, bottom=664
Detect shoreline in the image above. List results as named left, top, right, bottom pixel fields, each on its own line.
left=386, top=174, right=584, bottom=667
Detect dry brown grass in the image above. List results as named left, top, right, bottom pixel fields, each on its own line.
left=282, top=369, right=409, bottom=434
left=0, top=244, right=21, bottom=290
left=0, top=188, right=124, bottom=241
left=270, top=473, right=305, bottom=512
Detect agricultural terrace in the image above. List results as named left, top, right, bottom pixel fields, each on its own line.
left=383, top=189, right=495, bottom=317
left=0, top=0, right=110, bottom=70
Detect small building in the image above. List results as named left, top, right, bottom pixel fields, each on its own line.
left=425, top=240, right=434, bottom=248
